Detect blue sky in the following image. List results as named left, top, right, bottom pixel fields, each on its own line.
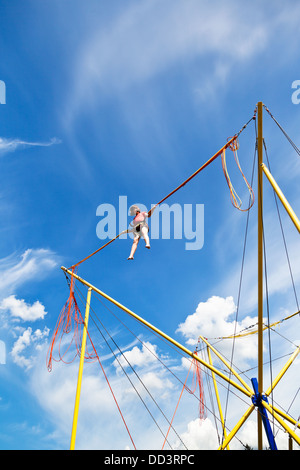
left=0, top=0, right=300, bottom=450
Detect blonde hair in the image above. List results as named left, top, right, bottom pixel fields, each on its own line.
left=129, top=205, right=140, bottom=216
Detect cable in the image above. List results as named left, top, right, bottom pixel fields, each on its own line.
left=149, top=112, right=256, bottom=218
left=263, top=104, right=300, bottom=158
left=63, top=270, right=256, bottom=449
left=263, top=139, right=299, bottom=312
left=88, top=281, right=253, bottom=449
left=90, top=309, right=188, bottom=450
left=201, top=346, right=221, bottom=445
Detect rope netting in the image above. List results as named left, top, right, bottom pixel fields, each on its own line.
left=46, top=268, right=98, bottom=372
left=47, top=269, right=137, bottom=449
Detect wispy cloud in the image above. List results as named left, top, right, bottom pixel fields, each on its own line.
left=63, top=0, right=300, bottom=127
left=0, top=137, right=61, bottom=156
left=0, top=248, right=59, bottom=296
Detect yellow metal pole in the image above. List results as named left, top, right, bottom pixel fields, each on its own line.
left=261, top=400, right=300, bottom=446
left=257, top=101, right=264, bottom=450
left=267, top=403, right=300, bottom=430
left=70, top=287, right=92, bottom=450
left=262, top=345, right=300, bottom=435
left=261, top=163, right=300, bottom=234
left=61, top=267, right=252, bottom=399
left=200, top=336, right=253, bottom=395
left=206, top=346, right=229, bottom=450
left=265, top=346, right=300, bottom=397
left=218, top=404, right=255, bottom=450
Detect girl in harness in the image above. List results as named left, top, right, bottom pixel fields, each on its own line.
left=127, top=205, right=150, bottom=260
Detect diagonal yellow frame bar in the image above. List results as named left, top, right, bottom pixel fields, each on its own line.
left=61, top=267, right=252, bottom=400
left=206, top=346, right=230, bottom=450
left=261, top=163, right=300, bottom=234
left=218, top=404, right=255, bottom=450
left=266, top=346, right=300, bottom=397
left=267, top=403, right=300, bottom=430
left=200, top=336, right=253, bottom=395
left=261, top=401, right=300, bottom=446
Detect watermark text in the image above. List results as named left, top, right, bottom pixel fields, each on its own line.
left=0, top=340, right=6, bottom=365
left=0, top=80, right=6, bottom=104
left=96, top=196, right=204, bottom=251
left=291, top=80, right=300, bottom=104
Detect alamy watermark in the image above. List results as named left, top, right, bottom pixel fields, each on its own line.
left=0, top=79, right=6, bottom=361
left=96, top=196, right=204, bottom=251
left=291, top=80, right=300, bottom=104
left=0, top=80, right=6, bottom=104
left=0, top=340, right=6, bottom=365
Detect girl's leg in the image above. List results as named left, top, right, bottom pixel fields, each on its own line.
left=128, top=235, right=140, bottom=259
left=141, top=226, right=150, bottom=248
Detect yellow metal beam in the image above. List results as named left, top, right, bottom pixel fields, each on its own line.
left=70, top=287, right=92, bottom=450
left=268, top=402, right=300, bottom=430
left=266, top=346, right=300, bottom=397
left=206, top=346, right=229, bottom=450
left=261, top=163, right=300, bottom=234
left=61, top=267, right=252, bottom=399
left=200, top=336, right=253, bottom=395
left=261, top=400, right=300, bottom=446
left=218, top=404, right=255, bottom=450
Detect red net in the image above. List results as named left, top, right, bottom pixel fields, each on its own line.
left=46, top=269, right=96, bottom=372
left=190, top=354, right=206, bottom=421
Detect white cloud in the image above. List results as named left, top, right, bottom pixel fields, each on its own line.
left=0, top=295, right=47, bottom=322
left=0, top=249, right=58, bottom=371
left=10, top=326, right=49, bottom=370
left=177, top=295, right=237, bottom=343
left=176, top=295, right=260, bottom=370
left=174, top=418, right=219, bottom=450
left=113, top=341, right=158, bottom=371
left=0, top=137, right=61, bottom=156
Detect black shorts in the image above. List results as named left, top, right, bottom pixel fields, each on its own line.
left=134, top=222, right=149, bottom=234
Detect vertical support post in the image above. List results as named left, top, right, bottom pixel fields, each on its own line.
left=70, top=287, right=92, bottom=450
left=289, top=435, right=293, bottom=450
left=257, top=101, right=264, bottom=450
